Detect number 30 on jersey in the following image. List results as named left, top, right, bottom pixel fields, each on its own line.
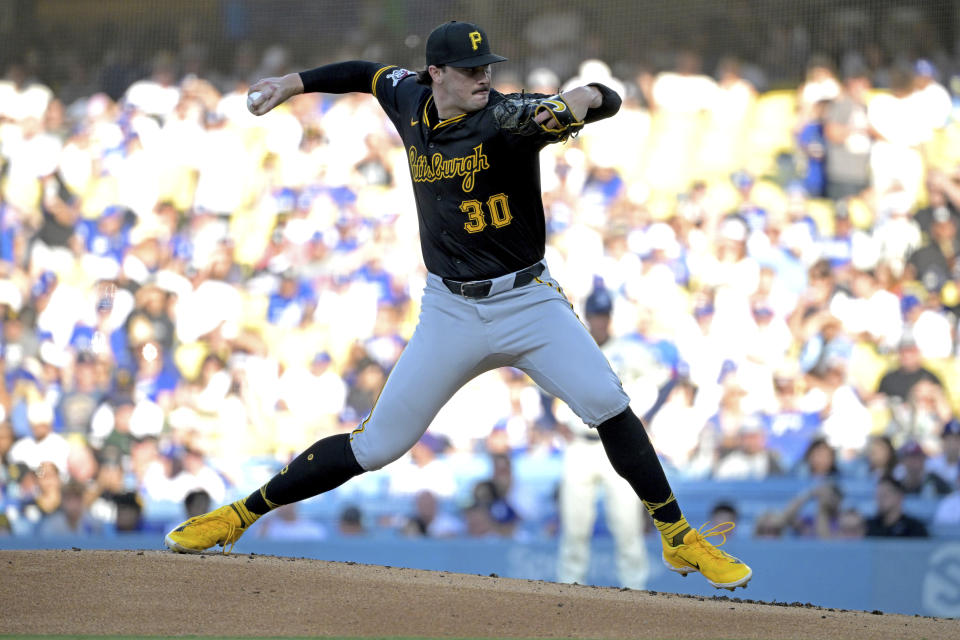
left=461, top=193, right=513, bottom=233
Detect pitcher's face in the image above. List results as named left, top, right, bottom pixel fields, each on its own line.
left=432, top=64, right=492, bottom=115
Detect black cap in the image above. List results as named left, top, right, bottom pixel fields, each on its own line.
left=585, top=287, right=613, bottom=315
left=426, top=21, right=507, bottom=68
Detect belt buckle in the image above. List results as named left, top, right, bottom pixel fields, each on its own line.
left=460, top=281, right=491, bottom=298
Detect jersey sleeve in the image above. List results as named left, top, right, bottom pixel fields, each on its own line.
left=298, top=61, right=384, bottom=94
left=370, top=65, right=424, bottom=123
left=299, top=61, right=425, bottom=128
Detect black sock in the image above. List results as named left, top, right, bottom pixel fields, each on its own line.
left=243, top=433, right=364, bottom=516
left=597, top=407, right=691, bottom=543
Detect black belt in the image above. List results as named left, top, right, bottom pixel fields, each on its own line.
left=443, top=262, right=545, bottom=298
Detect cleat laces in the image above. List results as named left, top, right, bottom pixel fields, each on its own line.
left=687, top=521, right=737, bottom=561
left=191, top=513, right=240, bottom=554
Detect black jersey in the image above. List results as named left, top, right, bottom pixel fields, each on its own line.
left=305, top=61, right=620, bottom=280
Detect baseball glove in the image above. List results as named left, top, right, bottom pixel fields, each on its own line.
left=494, top=93, right=584, bottom=140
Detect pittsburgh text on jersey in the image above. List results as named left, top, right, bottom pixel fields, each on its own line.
left=407, top=144, right=490, bottom=193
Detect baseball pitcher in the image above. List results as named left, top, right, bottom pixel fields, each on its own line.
left=165, top=21, right=752, bottom=591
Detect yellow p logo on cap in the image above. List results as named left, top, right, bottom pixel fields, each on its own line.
left=469, top=31, right=482, bottom=51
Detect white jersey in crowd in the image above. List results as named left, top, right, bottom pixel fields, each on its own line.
left=555, top=333, right=668, bottom=589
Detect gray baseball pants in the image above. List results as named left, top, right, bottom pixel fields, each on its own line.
left=349, top=260, right=630, bottom=470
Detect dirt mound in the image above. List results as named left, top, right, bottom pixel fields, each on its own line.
left=0, top=549, right=954, bottom=639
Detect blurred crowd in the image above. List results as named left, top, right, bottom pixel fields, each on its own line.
left=2, top=34, right=960, bottom=543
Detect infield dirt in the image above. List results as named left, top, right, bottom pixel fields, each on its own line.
left=0, top=549, right=955, bottom=639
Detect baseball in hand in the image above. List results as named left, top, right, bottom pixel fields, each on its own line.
left=247, top=91, right=263, bottom=113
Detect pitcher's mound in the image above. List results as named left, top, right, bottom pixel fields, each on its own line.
left=0, top=549, right=953, bottom=639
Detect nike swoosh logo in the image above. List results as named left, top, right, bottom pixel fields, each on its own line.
left=410, top=119, right=419, bottom=126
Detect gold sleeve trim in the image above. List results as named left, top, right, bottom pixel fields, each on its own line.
left=371, top=65, right=396, bottom=98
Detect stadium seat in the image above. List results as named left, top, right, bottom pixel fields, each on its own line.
left=746, top=90, right=798, bottom=175
left=805, top=199, right=836, bottom=237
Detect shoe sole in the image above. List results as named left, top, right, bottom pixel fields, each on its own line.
left=661, top=555, right=753, bottom=591
left=164, top=534, right=206, bottom=554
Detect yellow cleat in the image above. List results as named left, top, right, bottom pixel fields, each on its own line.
left=661, top=522, right=752, bottom=590
left=164, top=502, right=257, bottom=554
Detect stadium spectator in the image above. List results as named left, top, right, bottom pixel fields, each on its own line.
left=823, top=65, right=872, bottom=201
left=858, top=435, right=898, bottom=480
left=765, top=363, right=822, bottom=472
left=745, top=289, right=794, bottom=368
left=256, top=503, right=326, bottom=540
left=816, top=201, right=861, bottom=271
left=790, top=260, right=850, bottom=373
left=933, top=484, right=960, bottom=528
left=401, top=490, right=464, bottom=538
left=646, top=49, right=717, bottom=115
left=277, top=351, right=348, bottom=435
left=65, top=442, right=100, bottom=488
left=386, top=432, right=456, bottom=499
left=808, top=355, right=872, bottom=458
left=840, top=268, right=904, bottom=353
left=798, top=55, right=840, bottom=125
left=338, top=505, right=366, bottom=536
left=0, top=422, right=15, bottom=474
left=267, top=269, right=315, bottom=328
left=899, top=293, right=953, bottom=360
left=906, top=202, right=960, bottom=295
left=344, top=358, right=388, bottom=419
left=914, top=170, right=960, bottom=242
left=17, top=460, right=67, bottom=536
left=183, top=489, right=212, bottom=519
left=468, top=465, right=521, bottom=539
left=796, top=99, right=828, bottom=198
left=113, top=490, right=144, bottom=532
left=873, top=194, right=924, bottom=283
left=8, top=402, right=69, bottom=474
left=58, top=480, right=96, bottom=535
left=927, top=419, right=960, bottom=486
left=752, top=511, right=785, bottom=539
left=31, top=177, right=78, bottom=278
left=648, top=377, right=702, bottom=471
left=865, top=475, right=929, bottom=538
left=770, top=482, right=847, bottom=538
left=85, top=454, right=128, bottom=532
left=167, top=447, right=227, bottom=505
left=91, top=396, right=135, bottom=459
left=836, top=507, right=867, bottom=539
left=875, top=333, right=944, bottom=405
left=897, top=375, right=955, bottom=457
left=911, top=59, right=953, bottom=131
left=895, top=441, right=952, bottom=498
left=463, top=497, right=500, bottom=538
left=713, top=413, right=784, bottom=480
left=709, top=500, right=739, bottom=530
left=868, top=64, right=927, bottom=206
left=796, top=437, right=840, bottom=479
left=57, top=351, right=105, bottom=436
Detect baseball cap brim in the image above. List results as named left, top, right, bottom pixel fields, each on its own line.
left=444, top=52, right=508, bottom=68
